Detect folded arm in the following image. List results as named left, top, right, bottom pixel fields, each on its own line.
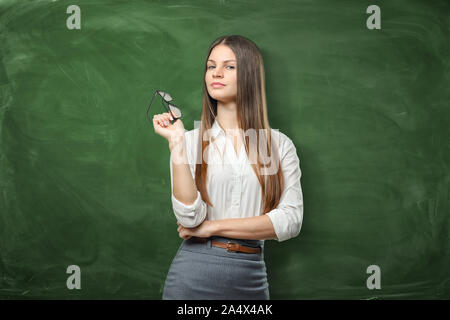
left=212, top=215, right=278, bottom=240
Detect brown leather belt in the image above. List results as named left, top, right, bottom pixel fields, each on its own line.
left=212, top=241, right=261, bottom=254
left=190, top=237, right=261, bottom=254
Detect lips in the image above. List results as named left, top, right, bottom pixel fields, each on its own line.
left=211, top=82, right=225, bottom=88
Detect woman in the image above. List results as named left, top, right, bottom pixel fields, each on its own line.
left=153, top=35, right=304, bottom=300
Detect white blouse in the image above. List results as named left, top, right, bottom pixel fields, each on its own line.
left=169, top=119, right=304, bottom=242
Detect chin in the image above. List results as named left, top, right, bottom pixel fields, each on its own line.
left=210, top=93, right=233, bottom=102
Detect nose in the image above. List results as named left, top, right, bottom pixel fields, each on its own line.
left=213, top=66, right=223, bottom=78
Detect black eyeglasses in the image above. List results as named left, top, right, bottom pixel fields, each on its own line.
left=147, top=90, right=182, bottom=125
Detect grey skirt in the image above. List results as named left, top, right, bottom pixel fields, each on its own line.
left=162, top=236, right=270, bottom=300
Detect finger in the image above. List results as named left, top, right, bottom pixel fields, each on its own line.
left=153, top=119, right=161, bottom=129
left=164, top=112, right=174, bottom=121
left=162, top=115, right=170, bottom=126
left=154, top=115, right=167, bottom=128
left=163, top=113, right=173, bottom=125
left=155, top=115, right=164, bottom=125
left=161, top=115, right=170, bottom=127
left=152, top=118, right=161, bottom=130
left=153, top=114, right=162, bottom=121
left=153, top=115, right=161, bottom=125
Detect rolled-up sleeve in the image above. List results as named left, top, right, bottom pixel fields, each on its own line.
left=266, top=137, right=304, bottom=242
left=169, top=130, right=207, bottom=228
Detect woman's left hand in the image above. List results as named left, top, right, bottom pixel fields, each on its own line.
left=177, top=220, right=215, bottom=240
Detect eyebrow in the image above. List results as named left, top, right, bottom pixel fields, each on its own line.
left=207, top=59, right=236, bottom=63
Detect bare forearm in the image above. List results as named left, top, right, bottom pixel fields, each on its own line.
left=170, top=137, right=197, bottom=205
left=212, top=215, right=278, bottom=241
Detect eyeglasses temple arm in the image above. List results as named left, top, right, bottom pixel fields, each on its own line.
left=146, top=90, right=158, bottom=123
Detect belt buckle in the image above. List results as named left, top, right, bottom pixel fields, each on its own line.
left=226, top=241, right=238, bottom=252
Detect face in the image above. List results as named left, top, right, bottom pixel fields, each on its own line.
left=205, top=44, right=237, bottom=103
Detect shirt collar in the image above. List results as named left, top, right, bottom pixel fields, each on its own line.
left=209, top=118, right=225, bottom=142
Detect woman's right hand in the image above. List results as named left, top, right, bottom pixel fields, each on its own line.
left=153, top=112, right=185, bottom=143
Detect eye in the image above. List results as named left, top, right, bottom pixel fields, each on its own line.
left=207, top=65, right=235, bottom=70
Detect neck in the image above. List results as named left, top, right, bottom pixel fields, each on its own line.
left=216, top=100, right=238, bottom=131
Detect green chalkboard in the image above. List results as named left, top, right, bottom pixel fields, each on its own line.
left=0, top=0, right=449, bottom=299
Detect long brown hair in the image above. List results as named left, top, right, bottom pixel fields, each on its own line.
left=195, top=35, right=284, bottom=214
